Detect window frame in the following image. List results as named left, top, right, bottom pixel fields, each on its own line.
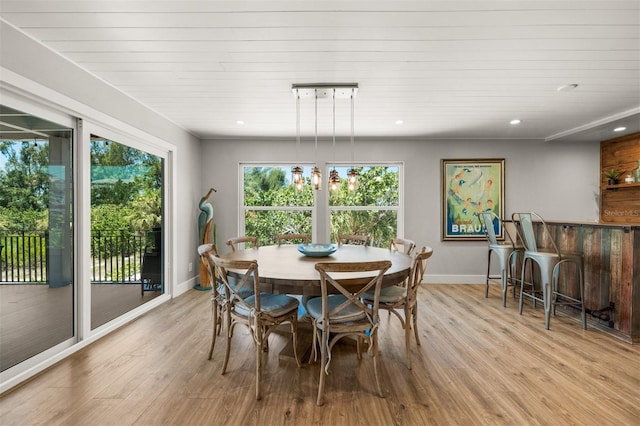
left=239, top=162, right=318, bottom=243
left=238, top=161, right=404, bottom=246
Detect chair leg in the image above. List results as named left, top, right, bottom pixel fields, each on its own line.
left=316, top=329, right=329, bottom=406
left=501, top=267, right=508, bottom=307
left=485, top=250, right=492, bottom=298
left=405, top=307, right=412, bottom=370
left=518, top=261, right=526, bottom=315
left=371, top=328, right=384, bottom=398
left=255, top=325, right=263, bottom=401
left=543, top=281, right=552, bottom=330
left=412, top=304, right=421, bottom=347
left=290, top=318, right=301, bottom=368
left=308, top=321, right=318, bottom=364
left=221, top=311, right=232, bottom=374
left=208, top=299, right=218, bottom=360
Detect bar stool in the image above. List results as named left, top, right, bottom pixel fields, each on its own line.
left=478, top=212, right=523, bottom=307
left=511, top=212, right=586, bottom=330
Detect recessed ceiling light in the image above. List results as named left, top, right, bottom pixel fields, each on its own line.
left=236, top=120, right=245, bottom=125
left=510, top=119, right=521, bottom=125
left=614, top=126, right=626, bottom=132
left=557, top=84, right=579, bottom=92
left=395, top=120, right=404, bottom=125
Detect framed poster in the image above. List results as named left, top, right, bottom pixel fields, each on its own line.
left=441, top=158, right=505, bottom=241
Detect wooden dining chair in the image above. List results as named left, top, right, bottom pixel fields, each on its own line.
left=389, top=237, right=416, bottom=255
left=362, top=246, right=433, bottom=370
left=275, top=233, right=311, bottom=246
left=203, top=252, right=301, bottom=400
left=337, top=234, right=371, bottom=246
left=198, top=243, right=224, bottom=357
left=226, top=236, right=259, bottom=252
left=307, top=260, right=391, bottom=405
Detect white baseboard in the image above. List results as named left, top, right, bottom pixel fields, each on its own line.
left=174, top=276, right=198, bottom=297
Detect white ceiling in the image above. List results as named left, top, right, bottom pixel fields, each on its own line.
left=1, top=1, right=639, bottom=141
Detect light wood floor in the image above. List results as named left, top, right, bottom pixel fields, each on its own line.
left=1, top=284, right=639, bottom=425
left=0, top=284, right=160, bottom=370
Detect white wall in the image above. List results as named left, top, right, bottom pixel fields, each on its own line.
left=1, top=21, right=203, bottom=293
left=201, top=137, right=600, bottom=283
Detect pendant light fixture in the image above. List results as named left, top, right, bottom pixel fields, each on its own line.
left=310, top=90, right=322, bottom=190
left=347, top=88, right=359, bottom=191
left=291, top=83, right=358, bottom=191
left=291, top=90, right=304, bottom=190
left=329, top=88, right=340, bottom=192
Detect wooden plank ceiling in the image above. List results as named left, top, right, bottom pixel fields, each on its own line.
left=1, top=1, right=639, bottom=141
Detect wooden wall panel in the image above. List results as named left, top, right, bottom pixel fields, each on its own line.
left=533, top=222, right=639, bottom=342
left=600, top=133, right=640, bottom=223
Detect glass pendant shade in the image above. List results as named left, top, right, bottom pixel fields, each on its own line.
left=311, top=166, right=322, bottom=190
left=347, top=168, right=359, bottom=191
left=329, top=169, right=340, bottom=191
left=291, top=166, right=304, bottom=190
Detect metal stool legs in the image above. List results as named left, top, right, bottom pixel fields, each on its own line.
left=486, top=245, right=521, bottom=307
left=519, top=253, right=586, bottom=330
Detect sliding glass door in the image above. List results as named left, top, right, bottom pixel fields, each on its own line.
left=89, top=135, right=164, bottom=329
left=0, top=105, right=74, bottom=372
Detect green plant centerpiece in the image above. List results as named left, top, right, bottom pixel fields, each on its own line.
left=603, top=168, right=625, bottom=185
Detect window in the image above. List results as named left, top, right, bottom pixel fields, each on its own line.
left=90, top=135, right=164, bottom=329
left=240, top=163, right=402, bottom=247
left=0, top=105, right=75, bottom=372
left=328, top=165, right=401, bottom=247
left=241, top=165, right=315, bottom=245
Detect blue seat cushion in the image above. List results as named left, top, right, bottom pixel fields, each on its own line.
left=306, top=295, right=366, bottom=323
left=362, top=285, right=406, bottom=304
left=235, top=293, right=299, bottom=317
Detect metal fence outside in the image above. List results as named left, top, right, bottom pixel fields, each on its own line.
left=0, top=229, right=154, bottom=284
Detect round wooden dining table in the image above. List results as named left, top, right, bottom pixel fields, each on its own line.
left=220, top=244, right=412, bottom=297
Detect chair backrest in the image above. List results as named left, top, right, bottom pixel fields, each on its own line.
left=275, top=233, right=311, bottom=246
left=205, top=252, right=262, bottom=312
left=389, top=238, right=416, bottom=255
left=511, top=212, right=559, bottom=255
left=478, top=212, right=519, bottom=247
left=226, top=236, right=259, bottom=252
left=314, top=260, right=391, bottom=325
left=337, top=234, right=371, bottom=246
left=406, top=246, right=433, bottom=303
left=197, top=243, right=219, bottom=286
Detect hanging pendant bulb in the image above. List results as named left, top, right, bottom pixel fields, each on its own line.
left=311, top=166, right=322, bottom=190
left=291, top=166, right=304, bottom=190
left=348, top=88, right=358, bottom=191
left=329, top=89, right=340, bottom=192
left=347, top=168, right=359, bottom=191
left=292, top=89, right=303, bottom=190
left=312, top=90, right=321, bottom=190
left=329, top=169, right=340, bottom=192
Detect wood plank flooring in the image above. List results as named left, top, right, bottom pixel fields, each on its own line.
left=1, top=284, right=639, bottom=425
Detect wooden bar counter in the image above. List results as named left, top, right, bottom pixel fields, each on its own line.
left=530, top=220, right=640, bottom=343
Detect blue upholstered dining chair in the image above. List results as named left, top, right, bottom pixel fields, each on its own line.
left=201, top=251, right=301, bottom=401
left=307, top=260, right=391, bottom=406
left=336, top=234, right=371, bottom=246
left=275, top=233, right=311, bottom=245
left=225, top=235, right=259, bottom=252
left=362, top=246, right=433, bottom=370
left=389, top=237, right=416, bottom=255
